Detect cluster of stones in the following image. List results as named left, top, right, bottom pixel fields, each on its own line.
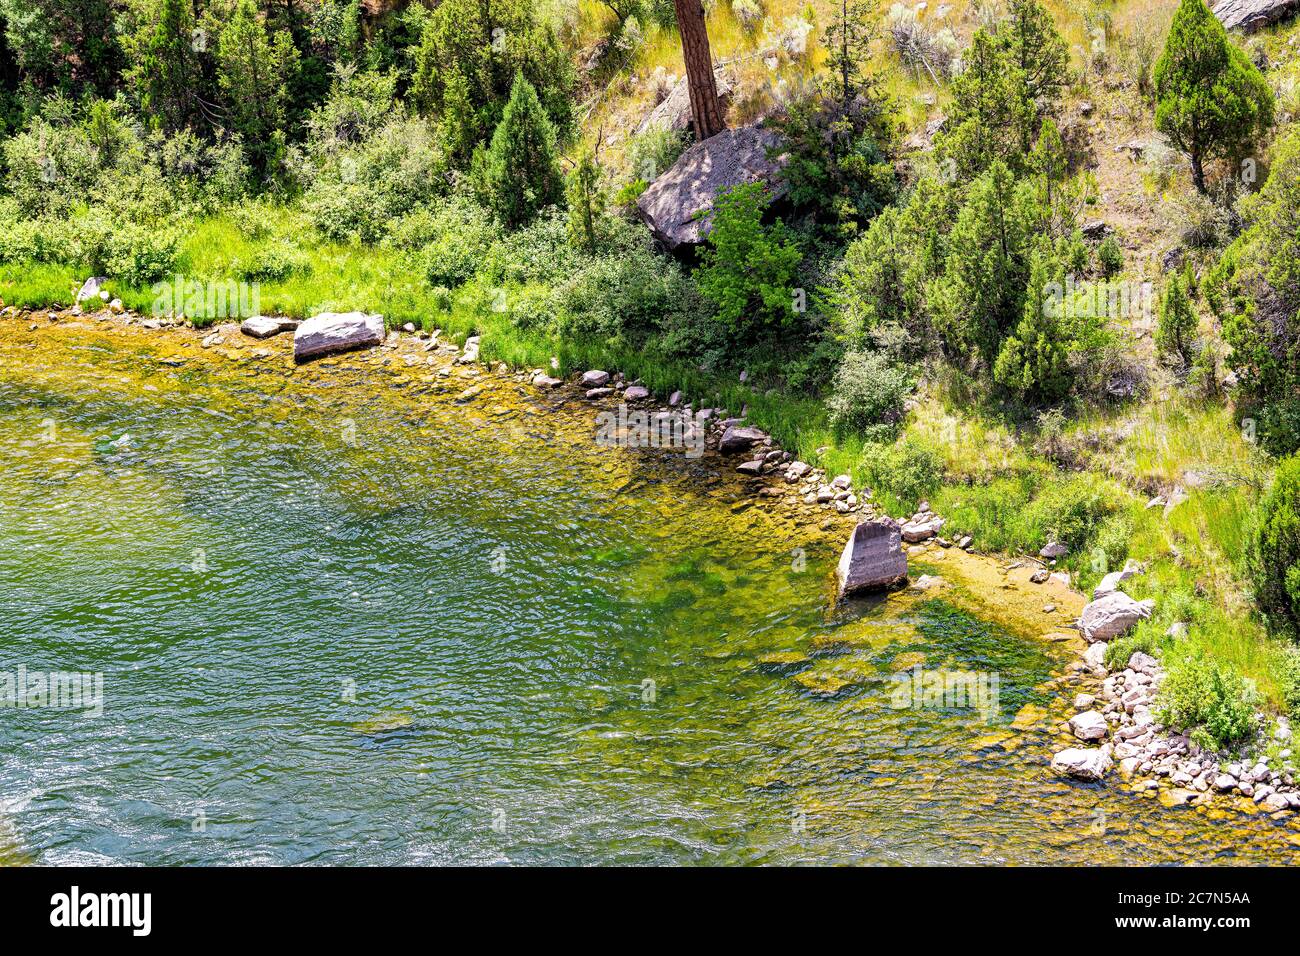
left=1049, top=564, right=1300, bottom=815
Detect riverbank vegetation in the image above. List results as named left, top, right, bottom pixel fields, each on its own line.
left=2, top=0, right=1299, bottom=752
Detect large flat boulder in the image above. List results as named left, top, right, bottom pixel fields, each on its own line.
left=718, top=425, right=767, bottom=455
left=636, top=68, right=734, bottom=139
left=837, top=517, right=908, bottom=598
left=1213, top=0, right=1300, bottom=31
left=293, top=312, right=384, bottom=362
left=1079, top=591, right=1154, bottom=643
left=636, top=125, right=787, bottom=251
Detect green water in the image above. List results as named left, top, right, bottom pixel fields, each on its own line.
left=0, top=321, right=1296, bottom=864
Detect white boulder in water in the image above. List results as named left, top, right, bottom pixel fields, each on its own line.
left=241, top=315, right=299, bottom=339
left=1052, top=746, right=1113, bottom=781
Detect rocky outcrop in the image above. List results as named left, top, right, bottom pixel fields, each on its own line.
left=1212, top=0, right=1300, bottom=32
left=241, top=315, right=299, bottom=339
left=636, top=68, right=734, bottom=138
left=1079, top=591, right=1154, bottom=643
left=837, top=517, right=908, bottom=598
left=636, top=125, right=787, bottom=251
left=293, top=312, right=384, bottom=362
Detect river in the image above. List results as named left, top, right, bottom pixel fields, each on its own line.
left=0, top=314, right=1295, bottom=864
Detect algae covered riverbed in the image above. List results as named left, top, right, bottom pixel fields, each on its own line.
left=0, top=315, right=1296, bottom=864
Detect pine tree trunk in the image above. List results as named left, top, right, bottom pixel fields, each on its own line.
left=1191, top=152, right=1206, bottom=194
left=673, top=0, right=725, bottom=141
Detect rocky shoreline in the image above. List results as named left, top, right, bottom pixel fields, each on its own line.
left=9, top=299, right=1296, bottom=823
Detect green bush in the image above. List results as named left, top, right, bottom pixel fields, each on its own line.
left=1104, top=631, right=1159, bottom=671
left=1253, top=455, right=1300, bottom=639
left=859, top=435, right=945, bottom=509
left=696, top=182, right=803, bottom=335
left=231, top=243, right=310, bottom=282
left=1157, top=652, right=1256, bottom=751
left=623, top=127, right=688, bottom=183
left=389, top=194, right=502, bottom=287
left=1022, top=473, right=1117, bottom=552
left=826, top=350, right=912, bottom=439
left=301, top=114, right=446, bottom=242
left=1097, top=234, right=1124, bottom=278
left=1275, top=645, right=1300, bottom=720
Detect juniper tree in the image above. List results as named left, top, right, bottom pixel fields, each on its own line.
left=1154, top=0, right=1273, bottom=193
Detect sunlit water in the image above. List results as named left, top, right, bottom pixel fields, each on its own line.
left=0, top=319, right=1296, bottom=864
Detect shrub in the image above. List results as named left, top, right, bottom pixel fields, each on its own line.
left=1156, top=273, right=1197, bottom=366
left=231, top=243, right=309, bottom=282
left=696, top=182, right=803, bottom=335
left=1276, top=645, right=1300, bottom=720
left=302, top=114, right=446, bottom=242
left=859, top=435, right=945, bottom=508
left=389, top=193, right=501, bottom=287
left=1097, top=235, right=1123, bottom=278
left=827, top=350, right=912, bottom=440
left=623, top=127, right=688, bottom=183
left=1253, top=455, right=1300, bottom=639
left=1022, top=473, right=1117, bottom=552
left=1157, top=652, right=1256, bottom=751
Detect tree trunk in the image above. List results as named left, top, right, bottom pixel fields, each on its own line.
left=1191, top=152, right=1206, bottom=194
left=673, top=0, right=725, bottom=141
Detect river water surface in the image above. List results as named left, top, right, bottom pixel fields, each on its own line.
left=0, top=316, right=1296, bottom=864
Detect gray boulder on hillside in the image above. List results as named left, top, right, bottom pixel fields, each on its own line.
left=636, top=125, right=787, bottom=251
left=293, top=312, right=384, bottom=362
left=637, top=68, right=734, bottom=138
left=1213, top=0, right=1300, bottom=31
left=1079, top=591, right=1155, bottom=643
left=837, top=517, right=908, bottom=598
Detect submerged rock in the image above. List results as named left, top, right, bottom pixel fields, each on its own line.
left=293, top=312, right=384, bottom=362
left=1079, top=591, right=1154, bottom=643
left=241, top=315, right=299, bottom=339
left=836, top=516, right=908, bottom=598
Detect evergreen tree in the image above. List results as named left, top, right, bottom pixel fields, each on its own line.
left=1001, top=0, right=1069, bottom=140
left=126, top=0, right=202, bottom=131
left=936, top=28, right=1036, bottom=177
left=1254, top=455, right=1300, bottom=639
left=411, top=0, right=574, bottom=167
left=1157, top=273, right=1197, bottom=366
left=1154, top=0, right=1273, bottom=193
left=566, top=151, right=605, bottom=253
left=930, top=161, right=1040, bottom=362
left=473, top=74, right=563, bottom=229
left=216, top=0, right=299, bottom=177
left=994, top=242, right=1070, bottom=403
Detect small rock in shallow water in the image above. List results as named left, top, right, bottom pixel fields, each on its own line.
left=1052, top=746, right=1113, bottom=781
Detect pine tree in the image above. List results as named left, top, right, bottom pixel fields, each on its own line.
left=473, top=74, right=563, bottom=229
left=566, top=151, right=605, bottom=252
left=1154, top=0, right=1273, bottom=193
left=1156, top=272, right=1197, bottom=365
left=994, top=243, right=1070, bottom=403
left=216, top=0, right=299, bottom=176
left=127, top=0, right=202, bottom=132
